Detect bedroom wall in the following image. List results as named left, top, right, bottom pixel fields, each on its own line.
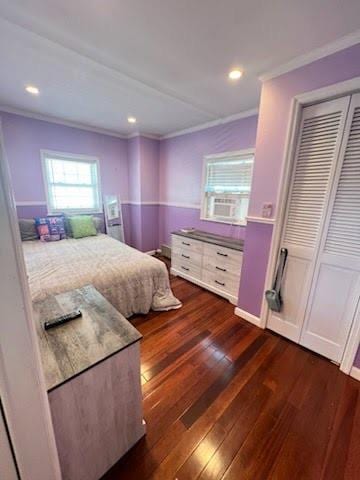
left=127, top=136, right=160, bottom=251
left=237, top=43, right=360, bottom=369
left=158, top=114, right=258, bottom=245
left=0, top=111, right=132, bottom=242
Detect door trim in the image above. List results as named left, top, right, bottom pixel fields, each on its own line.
left=0, top=120, right=62, bottom=478
left=260, top=76, right=360, bottom=374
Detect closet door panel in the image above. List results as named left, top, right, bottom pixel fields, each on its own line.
left=301, top=263, right=360, bottom=361
left=301, top=94, right=360, bottom=361
left=267, top=254, right=311, bottom=340
left=268, top=96, right=351, bottom=341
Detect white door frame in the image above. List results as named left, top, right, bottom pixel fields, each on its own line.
left=0, top=400, right=18, bottom=480
left=259, top=76, right=360, bottom=375
left=0, top=120, right=62, bottom=479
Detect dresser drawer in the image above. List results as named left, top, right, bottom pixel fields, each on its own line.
left=203, top=260, right=241, bottom=279
left=203, top=243, right=242, bottom=267
left=172, top=247, right=202, bottom=267
left=172, top=235, right=203, bottom=254
left=202, top=270, right=240, bottom=296
left=172, top=256, right=202, bottom=279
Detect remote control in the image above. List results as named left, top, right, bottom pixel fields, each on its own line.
left=44, top=310, right=82, bottom=330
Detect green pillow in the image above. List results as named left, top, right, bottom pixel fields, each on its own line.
left=69, top=216, right=97, bottom=239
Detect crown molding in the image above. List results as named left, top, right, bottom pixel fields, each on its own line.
left=0, top=105, right=259, bottom=142
left=0, top=105, right=159, bottom=140
left=127, top=133, right=160, bottom=140
left=0, top=105, right=129, bottom=139
left=259, top=30, right=360, bottom=82
left=160, top=108, right=259, bottom=139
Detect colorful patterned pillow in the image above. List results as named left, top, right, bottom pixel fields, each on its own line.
left=35, top=216, right=66, bottom=242
left=68, top=215, right=97, bottom=239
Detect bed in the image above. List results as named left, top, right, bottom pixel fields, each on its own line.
left=22, top=234, right=181, bottom=317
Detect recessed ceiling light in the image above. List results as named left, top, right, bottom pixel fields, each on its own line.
left=127, top=116, right=137, bottom=124
left=228, top=69, right=243, bottom=80
left=25, top=85, right=40, bottom=95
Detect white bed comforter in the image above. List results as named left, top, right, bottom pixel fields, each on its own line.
left=22, top=234, right=181, bottom=317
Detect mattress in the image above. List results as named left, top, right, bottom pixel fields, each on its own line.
left=22, top=234, right=181, bottom=317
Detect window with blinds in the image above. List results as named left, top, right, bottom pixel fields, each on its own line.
left=201, top=150, right=254, bottom=224
left=42, top=151, right=101, bottom=213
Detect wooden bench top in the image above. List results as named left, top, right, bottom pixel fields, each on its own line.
left=33, top=285, right=142, bottom=391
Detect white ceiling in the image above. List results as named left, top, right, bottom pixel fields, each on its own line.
left=0, top=0, right=359, bottom=136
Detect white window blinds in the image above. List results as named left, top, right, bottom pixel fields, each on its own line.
left=205, top=157, right=253, bottom=194
left=42, top=152, right=101, bottom=213
left=202, top=151, right=254, bottom=224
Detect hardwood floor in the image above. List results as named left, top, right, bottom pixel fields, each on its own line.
left=102, top=257, right=360, bottom=480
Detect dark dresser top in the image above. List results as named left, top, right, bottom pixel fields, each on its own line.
left=172, top=229, right=244, bottom=251
left=33, top=285, right=142, bottom=392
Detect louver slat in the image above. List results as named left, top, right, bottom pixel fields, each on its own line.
left=284, top=111, right=342, bottom=248
left=325, top=106, right=360, bottom=257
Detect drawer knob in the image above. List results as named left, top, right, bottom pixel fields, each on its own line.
left=182, top=254, right=190, bottom=259
left=215, top=280, right=225, bottom=286
left=217, top=252, right=228, bottom=257
left=181, top=266, right=190, bottom=271
left=182, top=241, right=191, bottom=246
left=216, top=266, right=227, bottom=272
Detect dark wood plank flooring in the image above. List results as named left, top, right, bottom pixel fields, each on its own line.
left=102, top=257, right=360, bottom=480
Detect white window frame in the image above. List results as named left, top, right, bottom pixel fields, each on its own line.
left=41, top=150, right=102, bottom=215
left=200, top=148, right=255, bottom=226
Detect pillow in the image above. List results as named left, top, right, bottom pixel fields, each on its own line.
left=35, top=216, right=66, bottom=242
left=64, top=215, right=103, bottom=237
left=69, top=215, right=97, bottom=239
left=19, top=219, right=39, bottom=241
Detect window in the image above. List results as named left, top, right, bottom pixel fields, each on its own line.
left=201, top=149, right=254, bottom=225
left=41, top=151, right=101, bottom=214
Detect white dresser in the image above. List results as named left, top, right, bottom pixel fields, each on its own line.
left=171, top=230, right=243, bottom=305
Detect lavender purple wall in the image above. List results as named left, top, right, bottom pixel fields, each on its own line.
left=2, top=111, right=256, bottom=252
left=126, top=136, right=159, bottom=251
left=249, top=43, right=360, bottom=218
left=238, top=43, right=360, bottom=368
left=159, top=115, right=258, bottom=245
left=140, top=137, right=160, bottom=203
left=127, top=136, right=141, bottom=203
left=238, top=222, right=273, bottom=316
left=0, top=111, right=133, bottom=243
left=1, top=112, right=129, bottom=203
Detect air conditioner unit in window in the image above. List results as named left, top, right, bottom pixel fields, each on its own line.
left=213, top=197, right=238, bottom=219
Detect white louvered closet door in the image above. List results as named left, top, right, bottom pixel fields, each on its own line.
left=267, top=96, right=351, bottom=342
left=300, top=94, right=360, bottom=362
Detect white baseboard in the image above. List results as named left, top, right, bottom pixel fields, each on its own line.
left=145, top=249, right=162, bottom=256
left=350, top=366, right=360, bottom=381
left=234, top=307, right=262, bottom=328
